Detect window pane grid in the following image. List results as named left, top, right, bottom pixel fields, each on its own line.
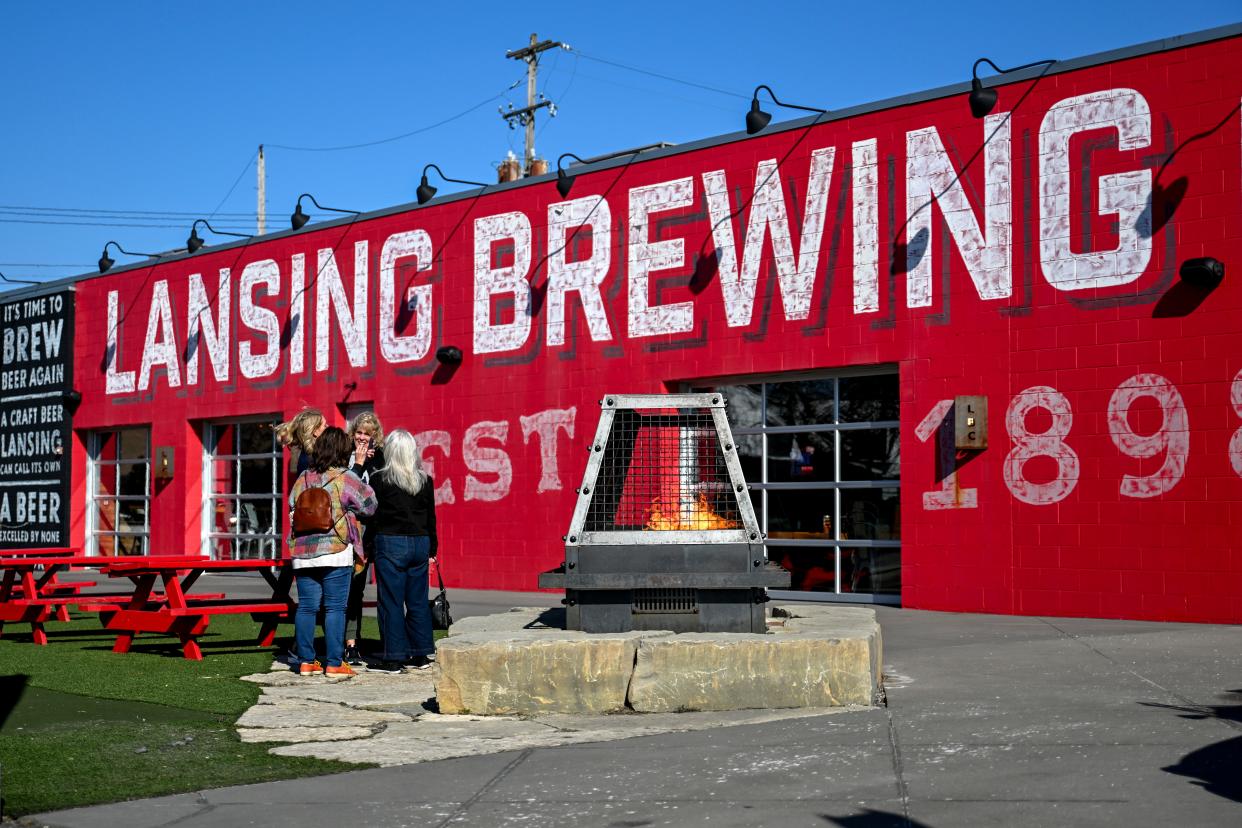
left=700, top=373, right=899, bottom=598
left=88, top=428, right=150, bottom=556
left=205, top=418, right=282, bottom=561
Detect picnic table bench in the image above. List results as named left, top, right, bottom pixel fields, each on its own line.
left=100, top=557, right=294, bottom=660
left=0, top=554, right=228, bottom=645
left=0, top=548, right=91, bottom=616
left=0, top=555, right=154, bottom=643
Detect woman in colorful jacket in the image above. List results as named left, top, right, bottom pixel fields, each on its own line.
left=287, top=426, right=377, bottom=676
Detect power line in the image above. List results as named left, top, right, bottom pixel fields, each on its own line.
left=566, top=47, right=749, bottom=100
left=0, top=204, right=255, bottom=218
left=567, top=70, right=738, bottom=113
left=267, top=79, right=523, bottom=152
left=0, top=217, right=258, bottom=230
left=209, top=149, right=259, bottom=219
left=537, top=49, right=585, bottom=144
left=0, top=262, right=93, bottom=268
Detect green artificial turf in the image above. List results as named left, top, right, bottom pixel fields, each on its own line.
left=0, top=612, right=387, bottom=817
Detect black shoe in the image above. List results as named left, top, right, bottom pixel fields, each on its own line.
left=369, top=661, right=405, bottom=674
left=344, top=646, right=364, bottom=666
left=405, top=655, right=433, bottom=671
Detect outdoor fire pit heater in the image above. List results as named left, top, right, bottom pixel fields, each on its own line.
left=539, top=393, right=789, bottom=633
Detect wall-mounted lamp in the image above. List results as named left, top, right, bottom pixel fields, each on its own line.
left=187, top=219, right=251, bottom=254
left=968, top=57, right=1057, bottom=118
left=98, top=241, right=160, bottom=274
left=556, top=153, right=585, bottom=198
left=0, top=269, right=39, bottom=286
left=291, top=193, right=360, bottom=230
left=154, top=446, right=175, bottom=480
left=62, top=389, right=83, bottom=415
left=553, top=144, right=675, bottom=199
left=435, top=345, right=464, bottom=366
left=1178, top=256, right=1225, bottom=287
left=745, top=85, right=828, bottom=135
left=416, top=164, right=488, bottom=205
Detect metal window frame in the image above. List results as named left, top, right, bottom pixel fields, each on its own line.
left=685, top=369, right=902, bottom=605
left=201, top=415, right=282, bottom=559
left=86, top=427, right=151, bottom=556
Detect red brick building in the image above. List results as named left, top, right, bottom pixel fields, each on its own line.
left=4, top=23, right=1239, bottom=622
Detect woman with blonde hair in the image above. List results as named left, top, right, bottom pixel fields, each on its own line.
left=276, top=408, right=326, bottom=475
left=343, top=410, right=386, bottom=665
left=365, top=428, right=438, bottom=673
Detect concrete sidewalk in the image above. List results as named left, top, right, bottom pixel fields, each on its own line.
left=31, top=601, right=1242, bottom=827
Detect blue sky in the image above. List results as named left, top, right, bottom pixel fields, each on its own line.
left=0, top=1, right=1237, bottom=287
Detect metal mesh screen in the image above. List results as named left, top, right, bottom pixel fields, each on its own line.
left=582, top=408, right=741, bottom=534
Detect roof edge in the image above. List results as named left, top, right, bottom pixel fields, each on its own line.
left=5, top=20, right=1239, bottom=300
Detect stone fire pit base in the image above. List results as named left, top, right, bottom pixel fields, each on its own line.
left=434, top=604, right=882, bottom=716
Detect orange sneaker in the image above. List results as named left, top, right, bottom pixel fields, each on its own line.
left=298, top=660, right=324, bottom=676
left=324, top=663, right=356, bottom=677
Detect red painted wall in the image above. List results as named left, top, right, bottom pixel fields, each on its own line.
left=70, top=31, right=1242, bottom=622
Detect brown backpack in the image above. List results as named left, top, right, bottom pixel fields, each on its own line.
left=292, top=472, right=341, bottom=536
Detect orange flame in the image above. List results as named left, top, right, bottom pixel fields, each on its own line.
left=645, top=493, right=738, bottom=531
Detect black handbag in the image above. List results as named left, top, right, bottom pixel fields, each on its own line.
left=429, top=557, right=452, bottom=630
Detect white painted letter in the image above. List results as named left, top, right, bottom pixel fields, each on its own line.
left=906, top=114, right=1012, bottom=307
left=380, top=230, right=434, bottom=364
left=463, top=420, right=511, bottom=502
left=239, top=259, right=281, bottom=379
left=628, top=177, right=694, bottom=338
left=473, top=212, right=532, bottom=355
left=703, top=148, right=833, bottom=326
left=413, top=429, right=455, bottom=505
left=105, top=290, right=136, bottom=395
left=315, top=243, right=369, bottom=371
left=853, top=138, right=880, bottom=313
left=137, top=280, right=181, bottom=391
left=547, top=197, right=613, bottom=346
left=289, top=253, right=305, bottom=375
left=1039, top=88, right=1152, bottom=290
left=186, top=269, right=231, bottom=385
left=520, top=407, right=576, bottom=493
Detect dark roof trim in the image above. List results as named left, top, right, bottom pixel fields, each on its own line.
left=6, top=20, right=1240, bottom=301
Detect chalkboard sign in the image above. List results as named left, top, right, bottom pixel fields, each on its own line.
left=0, top=289, right=74, bottom=548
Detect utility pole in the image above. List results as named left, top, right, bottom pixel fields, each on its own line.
left=256, top=144, right=266, bottom=235
left=502, top=33, right=564, bottom=175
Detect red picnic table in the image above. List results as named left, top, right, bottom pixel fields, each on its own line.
left=98, top=557, right=295, bottom=660
left=1, top=548, right=85, bottom=618
left=0, top=556, right=233, bottom=645
left=0, top=554, right=180, bottom=644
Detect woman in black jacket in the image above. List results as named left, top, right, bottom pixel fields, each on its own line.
left=367, top=428, right=437, bottom=673
left=344, top=412, right=386, bottom=666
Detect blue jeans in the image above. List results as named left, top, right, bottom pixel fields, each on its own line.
left=294, top=565, right=351, bottom=667
left=374, top=534, right=434, bottom=660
